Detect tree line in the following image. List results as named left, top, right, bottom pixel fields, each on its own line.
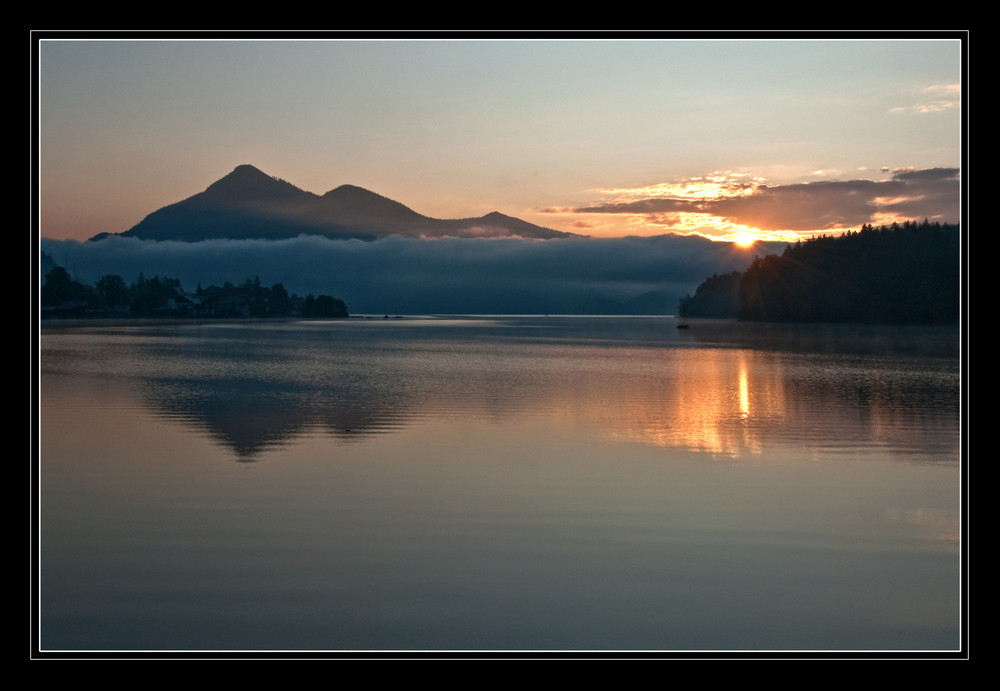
left=678, top=220, right=960, bottom=324
left=39, top=259, right=348, bottom=319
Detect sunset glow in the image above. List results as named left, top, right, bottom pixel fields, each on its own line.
left=551, top=171, right=853, bottom=242
left=599, top=173, right=764, bottom=202
left=545, top=160, right=962, bottom=243
left=36, top=38, right=960, bottom=243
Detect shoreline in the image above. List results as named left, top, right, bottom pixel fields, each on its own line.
left=38, top=316, right=350, bottom=329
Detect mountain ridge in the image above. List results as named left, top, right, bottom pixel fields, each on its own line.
left=90, top=165, right=578, bottom=242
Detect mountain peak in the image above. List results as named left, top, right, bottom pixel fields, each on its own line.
left=212, top=164, right=271, bottom=186
left=202, top=165, right=311, bottom=203
left=95, top=165, right=579, bottom=242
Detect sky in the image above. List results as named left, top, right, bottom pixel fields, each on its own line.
left=36, top=34, right=963, bottom=244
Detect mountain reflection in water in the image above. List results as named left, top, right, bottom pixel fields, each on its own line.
left=42, top=317, right=959, bottom=463
left=38, top=316, right=962, bottom=652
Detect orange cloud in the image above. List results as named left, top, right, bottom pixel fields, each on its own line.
left=550, top=167, right=959, bottom=240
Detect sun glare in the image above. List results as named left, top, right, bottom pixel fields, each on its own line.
left=568, top=172, right=843, bottom=242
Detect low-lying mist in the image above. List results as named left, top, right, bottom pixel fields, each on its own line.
left=39, top=233, right=778, bottom=315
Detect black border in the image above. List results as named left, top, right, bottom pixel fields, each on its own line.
left=30, top=29, right=970, bottom=662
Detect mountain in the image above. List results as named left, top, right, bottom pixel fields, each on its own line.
left=89, top=164, right=577, bottom=242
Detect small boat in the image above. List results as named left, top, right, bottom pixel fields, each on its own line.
left=676, top=322, right=689, bottom=329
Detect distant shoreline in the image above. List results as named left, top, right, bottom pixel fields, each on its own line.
left=38, top=316, right=338, bottom=329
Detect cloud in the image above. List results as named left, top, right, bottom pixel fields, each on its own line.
left=559, top=167, right=960, bottom=232
left=891, top=83, right=961, bottom=113
left=40, top=233, right=782, bottom=316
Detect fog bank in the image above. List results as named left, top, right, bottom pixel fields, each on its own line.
left=39, top=234, right=779, bottom=315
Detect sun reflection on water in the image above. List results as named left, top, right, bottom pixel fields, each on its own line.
left=739, top=358, right=751, bottom=421
left=595, top=350, right=784, bottom=458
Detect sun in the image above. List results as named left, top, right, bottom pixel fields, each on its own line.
left=733, top=231, right=758, bottom=248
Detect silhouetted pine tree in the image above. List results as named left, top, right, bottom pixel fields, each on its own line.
left=736, top=220, right=959, bottom=324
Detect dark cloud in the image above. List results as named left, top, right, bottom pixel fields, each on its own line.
left=707, top=179, right=886, bottom=230
left=566, top=167, right=960, bottom=231
left=891, top=167, right=959, bottom=183
left=40, top=234, right=782, bottom=316
left=876, top=167, right=961, bottom=221
left=573, top=198, right=697, bottom=215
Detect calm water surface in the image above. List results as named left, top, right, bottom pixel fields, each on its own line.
left=38, top=316, right=962, bottom=652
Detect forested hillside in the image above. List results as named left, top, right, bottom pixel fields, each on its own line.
left=39, top=258, right=348, bottom=320
left=679, top=220, right=961, bottom=324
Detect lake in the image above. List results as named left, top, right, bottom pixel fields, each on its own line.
left=37, top=316, right=963, bottom=654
